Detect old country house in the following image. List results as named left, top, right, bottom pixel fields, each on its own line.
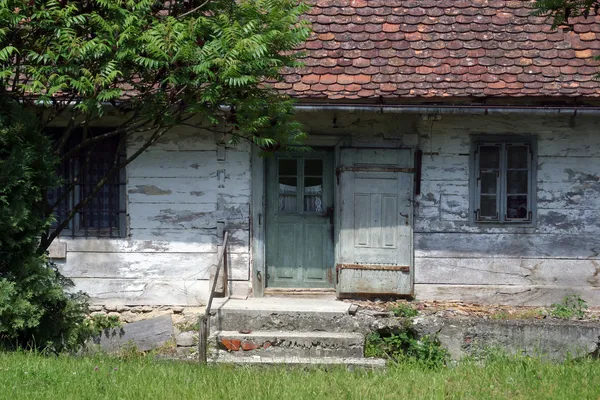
left=50, top=1, right=600, bottom=306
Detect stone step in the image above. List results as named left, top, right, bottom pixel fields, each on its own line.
left=211, top=354, right=386, bottom=369
left=210, top=298, right=370, bottom=333
left=211, top=330, right=365, bottom=358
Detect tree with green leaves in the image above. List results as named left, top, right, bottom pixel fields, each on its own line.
left=534, top=0, right=600, bottom=27
left=0, top=0, right=310, bottom=350
left=0, top=0, right=310, bottom=250
left=0, top=100, right=90, bottom=351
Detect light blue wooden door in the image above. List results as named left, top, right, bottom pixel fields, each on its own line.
left=265, top=151, right=334, bottom=288
left=337, top=148, right=414, bottom=296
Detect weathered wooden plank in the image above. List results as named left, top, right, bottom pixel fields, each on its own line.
left=128, top=128, right=217, bottom=152
left=127, top=177, right=251, bottom=205
left=537, top=156, right=600, bottom=183
left=57, top=252, right=250, bottom=280
left=418, top=181, right=469, bottom=205
left=127, top=228, right=249, bottom=253
left=414, top=209, right=600, bottom=234
left=439, top=194, right=469, bottom=222
left=128, top=203, right=249, bottom=230
left=71, top=278, right=210, bottom=306
left=415, top=233, right=600, bottom=259
left=128, top=177, right=217, bottom=204
left=415, top=258, right=600, bottom=286
left=415, top=284, right=600, bottom=307
left=56, top=230, right=250, bottom=254
left=127, top=150, right=250, bottom=179
left=538, top=180, right=600, bottom=210
left=537, top=209, right=600, bottom=234
left=420, top=154, right=469, bottom=182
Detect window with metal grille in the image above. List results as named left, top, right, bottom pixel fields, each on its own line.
left=471, top=137, right=536, bottom=224
left=47, top=128, right=126, bottom=238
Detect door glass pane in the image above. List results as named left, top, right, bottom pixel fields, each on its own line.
left=480, top=171, right=497, bottom=194
left=507, top=170, right=528, bottom=194
left=278, top=158, right=298, bottom=212
left=279, top=176, right=297, bottom=212
left=480, top=196, right=497, bottom=218
left=507, top=145, right=528, bottom=169
left=304, top=176, right=323, bottom=212
left=507, top=195, right=528, bottom=219
left=304, top=159, right=323, bottom=176
left=479, top=145, right=500, bottom=169
left=279, top=159, right=297, bottom=176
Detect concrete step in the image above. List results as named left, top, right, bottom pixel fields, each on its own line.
left=210, top=298, right=370, bottom=333
left=211, top=354, right=386, bottom=369
left=211, top=330, right=365, bottom=358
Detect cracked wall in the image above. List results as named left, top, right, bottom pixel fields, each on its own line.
left=297, top=110, right=600, bottom=306
left=51, top=122, right=252, bottom=306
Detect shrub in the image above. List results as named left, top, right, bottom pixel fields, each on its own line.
left=0, top=100, right=89, bottom=352
left=390, top=303, right=419, bottom=318
left=550, top=294, right=588, bottom=320
left=365, top=330, right=449, bottom=369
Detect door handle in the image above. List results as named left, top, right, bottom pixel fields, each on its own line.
left=322, top=207, right=334, bottom=225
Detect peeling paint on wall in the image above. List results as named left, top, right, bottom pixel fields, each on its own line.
left=129, top=185, right=172, bottom=196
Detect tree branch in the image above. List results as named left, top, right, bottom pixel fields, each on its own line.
left=177, top=0, right=210, bottom=18
left=43, top=125, right=174, bottom=247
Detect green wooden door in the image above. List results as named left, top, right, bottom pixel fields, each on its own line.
left=265, top=151, right=334, bottom=288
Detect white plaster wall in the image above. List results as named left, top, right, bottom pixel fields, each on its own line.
left=53, top=125, right=252, bottom=305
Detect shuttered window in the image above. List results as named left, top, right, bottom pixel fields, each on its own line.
left=472, top=139, right=535, bottom=224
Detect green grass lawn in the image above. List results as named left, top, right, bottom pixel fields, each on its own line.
left=1, top=352, right=600, bottom=399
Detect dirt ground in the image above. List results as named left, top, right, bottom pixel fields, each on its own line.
left=346, top=299, right=600, bottom=321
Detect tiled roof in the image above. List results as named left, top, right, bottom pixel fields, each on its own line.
left=277, top=0, right=600, bottom=99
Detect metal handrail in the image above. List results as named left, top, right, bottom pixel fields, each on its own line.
left=198, top=231, right=229, bottom=364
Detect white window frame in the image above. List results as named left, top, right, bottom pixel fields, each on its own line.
left=470, top=135, right=537, bottom=225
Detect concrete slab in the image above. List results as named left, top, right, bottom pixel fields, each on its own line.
left=211, top=354, right=386, bottom=369
left=213, top=330, right=364, bottom=357
left=213, top=297, right=352, bottom=314
left=91, top=314, right=174, bottom=353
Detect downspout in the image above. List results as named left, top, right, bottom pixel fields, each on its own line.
left=293, top=104, right=600, bottom=116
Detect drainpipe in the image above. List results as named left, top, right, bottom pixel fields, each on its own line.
left=293, top=104, right=600, bottom=116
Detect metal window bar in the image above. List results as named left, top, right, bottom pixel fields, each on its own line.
left=49, top=129, right=125, bottom=238
left=198, top=231, right=229, bottom=364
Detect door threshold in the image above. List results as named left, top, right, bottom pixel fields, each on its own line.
left=264, top=288, right=337, bottom=298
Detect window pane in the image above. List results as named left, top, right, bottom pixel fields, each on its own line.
left=304, top=159, right=323, bottom=176
left=279, top=159, right=297, bottom=176
left=304, top=176, right=323, bottom=212
left=480, top=172, right=497, bottom=194
left=507, top=195, right=528, bottom=219
left=279, top=177, right=297, bottom=212
left=507, top=145, right=528, bottom=169
left=479, top=145, right=500, bottom=169
left=507, top=170, right=528, bottom=194
left=480, top=196, right=497, bottom=218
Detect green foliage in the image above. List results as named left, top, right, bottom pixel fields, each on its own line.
left=390, top=303, right=419, bottom=318
left=0, top=0, right=311, bottom=149
left=175, top=320, right=199, bottom=333
left=533, top=0, right=600, bottom=28
left=4, top=352, right=600, bottom=399
left=82, top=314, right=121, bottom=337
left=550, top=294, right=588, bottom=319
left=365, top=330, right=449, bottom=369
left=0, top=100, right=89, bottom=352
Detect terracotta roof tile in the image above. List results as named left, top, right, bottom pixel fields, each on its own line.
left=287, top=0, right=600, bottom=98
